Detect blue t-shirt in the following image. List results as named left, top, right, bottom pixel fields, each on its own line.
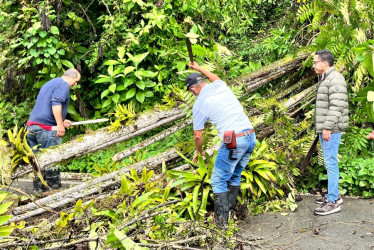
left=193, top=80, right=253, bottom=140
left=28, top=77, right=70, bottom=126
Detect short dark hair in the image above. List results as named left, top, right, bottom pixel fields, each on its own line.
left=315, top=50, right=334, bottom=66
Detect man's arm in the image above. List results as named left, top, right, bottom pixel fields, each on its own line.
left=322, top=77, right=347, bottom=141
left=193, top=130, right=205, bottom=163
left=52, top=105, right=65, bottom=137
left=189, top=62, right=220, bottom=82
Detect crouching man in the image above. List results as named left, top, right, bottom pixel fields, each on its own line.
left=186, top=62, right=256, bottom=227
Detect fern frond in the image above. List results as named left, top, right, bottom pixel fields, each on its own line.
left=353, top=62, right=368, bottom=92
left=339, top=0, right=351, bottom=26
left=354, top=28, right=366, bottom=43
left=297, top=3, right=316, bottom=23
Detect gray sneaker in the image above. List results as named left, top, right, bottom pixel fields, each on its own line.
left=314, top=202, right=341, bottom=215
left=316, top=195, right=343, bottom=205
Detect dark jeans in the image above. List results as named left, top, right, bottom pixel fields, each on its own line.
left=26, top=125, right=62, bottom=190
left=26, top=125, right=62, bottom=151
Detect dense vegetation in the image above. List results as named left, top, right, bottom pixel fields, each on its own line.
left=0, top=0, right=373, bottom=248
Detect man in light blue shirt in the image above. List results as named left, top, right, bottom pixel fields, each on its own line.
left=186, top=62, right=256, bottom=228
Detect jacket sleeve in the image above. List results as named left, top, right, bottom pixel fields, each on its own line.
left=323, top=76, right=347, bottom=130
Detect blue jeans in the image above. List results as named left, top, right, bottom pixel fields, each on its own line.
left=319, top=133, right=342, bottom=203
left=26, top=125, right=62, bottom=152
left=211, top=132, right=256, bottom=193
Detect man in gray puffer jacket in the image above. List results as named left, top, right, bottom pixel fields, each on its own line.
left=312, top=50, right=349, bottom=216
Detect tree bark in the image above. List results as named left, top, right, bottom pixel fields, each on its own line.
left=112, top=119, right=192, bottom=162
left=233, top=53, right=309, bottom=92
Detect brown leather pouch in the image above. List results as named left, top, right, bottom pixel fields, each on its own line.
left=223, top=130, right=237, bottom=149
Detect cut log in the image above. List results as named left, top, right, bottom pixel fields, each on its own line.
left=275, top=74, right=315, bottom=100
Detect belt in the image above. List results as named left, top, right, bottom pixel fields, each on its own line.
left=236, top=128, right=255, bottom=138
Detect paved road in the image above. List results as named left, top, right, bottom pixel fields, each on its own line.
left=239, top=195, right=374, bottom=250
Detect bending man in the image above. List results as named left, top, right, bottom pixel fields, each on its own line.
left=186, top=62, right=256, bottom=227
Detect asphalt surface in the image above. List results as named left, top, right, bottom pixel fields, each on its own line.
left=239, top=195, right=374, bottom=250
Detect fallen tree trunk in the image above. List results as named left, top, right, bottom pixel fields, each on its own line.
left=10, top=148, right=179, bottom=221
left=282, top=84, right=317, bottom=110
left=234, top=53, right=309, bottom=92
left=12, top=109, right=186, bottom=178
left=112, top=120, right=192, bottom=162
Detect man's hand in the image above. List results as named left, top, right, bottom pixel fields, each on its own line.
left=193, top=151, right=205, bottom=163
left=63, top=119, right=72, bottom=128
left=322, top=129, right=331, bottom=141
left=367, top=131, right=374, bottom=140
left=56, top=123, right=65, bottom=137
left=189, top=61, right=201, bottom=71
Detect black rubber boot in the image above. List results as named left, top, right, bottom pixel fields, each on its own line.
left=45, top=167, right=61, bottom=189
left=33, top=171, right=48, bottom=193
left=228, top=185, right=240, bottom=219
left=213, top=192, right=229, bottom=229
left=228, top=184, right=240, bottom=210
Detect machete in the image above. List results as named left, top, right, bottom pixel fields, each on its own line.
left=185, top=37, right=194, bottom=62
left=300, top=135, right=319, bottom=173
left=52, top=118, right=109, bottom=130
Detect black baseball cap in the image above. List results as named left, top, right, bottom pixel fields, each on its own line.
left=185, top=73, right=206, bottom=89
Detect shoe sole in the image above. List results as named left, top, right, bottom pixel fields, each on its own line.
left=314, top=206, right=341, bottom=216
left=316, top=198, right=343, bottom=205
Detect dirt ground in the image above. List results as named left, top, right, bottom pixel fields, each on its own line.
left=239, top=195, right=374, bottom=250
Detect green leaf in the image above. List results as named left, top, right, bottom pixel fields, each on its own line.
left=39, top=31, right=47, bottom=38
left=57, top=49, right=65, bottom=55
left=126, top=52, right=149, bottom=67
left=0, top=215, right=11, bottom=226
left=109, top=84, right=116, bottom=93
left=113, top=229, right=145, bottom=249
left=124, top=78, right=136, bottom=88
left=112, top=93, right=120, bottom=103
left=0, top=202, right=13, bottom=215
left=95, top=77, right=111, bottom=84
left=36, top=58, right=43, bottom=64
left=144, top=91, right=154, bottom=97
left=116, top=85, right=125, bottom=91
left=142, top=70, right=157, bottom=78
left=102, top=99, right=112, bottom=108
left=61, top=60, right=74, bottom=68
left=0, top=192, right=8, bottom=203
left=364, top=52, right=374, bottom=77
left=47, top=47, right=56, bottom=55
left=30, top=49, right=39, bottom=57
left=136, top=81, right=145, bottom=90
left=103, top=60, right=119, bottom=66
left=118, top=47, right=125, bottom=59
left=126, top=88, right=136, bottom=100
left=136, top=92, right=145, bottom=103
left=101, top=89, right=110, bottom=99
left=50, top=26, right=59, bottom=35
left=124, top=66, right=136, bottom=76
left=108, top=65, right=114, bottom=75
left=0, top=226, right=14, bottom=237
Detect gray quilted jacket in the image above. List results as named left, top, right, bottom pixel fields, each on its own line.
left=315, top=66, right=349, bottom=134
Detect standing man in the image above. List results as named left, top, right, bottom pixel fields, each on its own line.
left=186, top=62, right=256, bottom=227
left=312, top=50, right=349, bottom=215
left=26, top=68, right=81, bottom=193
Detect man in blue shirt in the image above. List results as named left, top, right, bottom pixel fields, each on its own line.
left=27, top=68, right=81, bottom=193
left=186, top=62, right=256, bottom=228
